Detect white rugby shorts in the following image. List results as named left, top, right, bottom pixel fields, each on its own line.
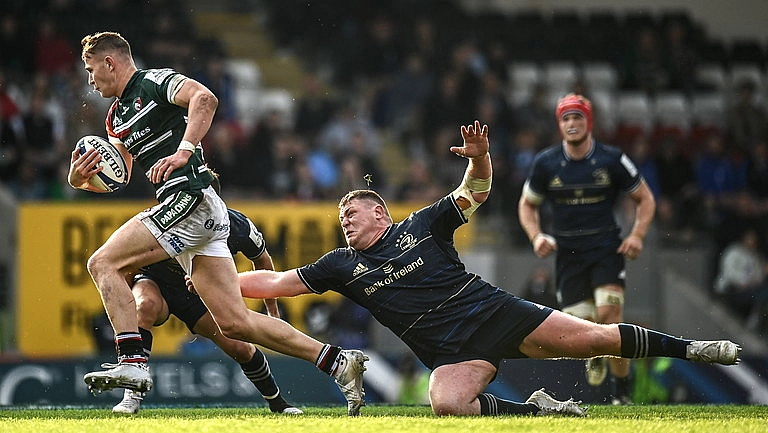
left=138, top=185, right=231, bottom=274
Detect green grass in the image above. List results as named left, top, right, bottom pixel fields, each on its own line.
left=1, top=405, right=766, bottom=433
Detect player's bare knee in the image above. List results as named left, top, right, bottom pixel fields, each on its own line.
left=430, top=396, right=460, bottom=416
left=134, top=295, right=162, bottom=321
left=224, top=341, right=254, bottom=363
left=86, top=251, right=111, bottom=282
left=215, top=319, right=248, bottom=341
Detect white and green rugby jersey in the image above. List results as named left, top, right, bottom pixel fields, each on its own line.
left=105, top=68, right=214, bottom=201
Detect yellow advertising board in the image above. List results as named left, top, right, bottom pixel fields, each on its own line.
left=17, top=200, right=473, bottom=357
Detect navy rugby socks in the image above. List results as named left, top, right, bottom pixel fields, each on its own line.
left=618, top=323, right=691, bottom=359
left=478, top=393, right=538, bottom=415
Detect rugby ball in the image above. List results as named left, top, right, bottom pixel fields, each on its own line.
left=76, top=135, right=128, bottom=192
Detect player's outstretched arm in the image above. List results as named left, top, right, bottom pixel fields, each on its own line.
left=449, top=120, right=492, bottom=216
left=239, top=269, right=313, bottom=299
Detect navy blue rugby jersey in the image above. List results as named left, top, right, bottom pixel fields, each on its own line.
left=526, top=141, right=642, bottom=250
left=139, top=208, right=265, bottom=287
left=297, top=195, right=510, bottom=359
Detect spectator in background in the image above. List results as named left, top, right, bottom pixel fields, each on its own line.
left=145, top=11, right=196, bottom=70
left=662, top=20, right=698, bottom=95
left=395, top=158, right=442, bottom=203
left=194, top=50, right=238, bottom=123
left=0, top=14, right=32, bottom=79
left=514, top=83, right=554, bottom=149
left=294, top=72, right=336, bottom=140
left=21, top=90, right=58, bottom=184
left=419, top=71, right=471, bottom=145
left=622, top=27, right=666, bottom=96
left=629, top=134, right=661, bottom=198
left=247, top=109, right=287, bottom=196
left=6, top=155, right=49, bottom=200
left=695, top=132, right=747, bottom=201
left=654, top=137, right=698, bottom=242
left=202, top=121, right=254, bottom=198
left=33, top=17, right=76, bottom=81
left=746, top=141, right=768, bottom=199
left=521, top=265, right=558, bottom=310
left=714, top=227, right=768, bottom=332
left=0, top=70, right=23, bottom=182
left=387, top=52, right=434, bottom=132
left=726, top=79, right=768, bottom=155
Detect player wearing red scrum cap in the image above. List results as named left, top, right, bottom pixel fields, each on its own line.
left=518, top=93, right=657, bottom=404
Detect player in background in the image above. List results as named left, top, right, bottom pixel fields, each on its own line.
left=518, top=94, right=656, bottom=404
left=67, top=31, right=366, bottom=416
left=113, top=203, right=302, bottom=415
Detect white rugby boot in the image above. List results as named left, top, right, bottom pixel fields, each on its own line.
left=84, top=362, right=153, bottom=394
left=112, top=389, right=144, bottom=414
left=526, top=388, right=587, bottom=417
left=279, top=407, right=304, bottom=414
left=686, top=340, right=741, bottom=365
left=332, top=349, right=369, bottom=416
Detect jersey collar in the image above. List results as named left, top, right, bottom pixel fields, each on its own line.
left=561, top=138, right=595, bottom=161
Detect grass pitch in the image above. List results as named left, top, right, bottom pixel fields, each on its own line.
left=1, top=404, right=766, bottom=433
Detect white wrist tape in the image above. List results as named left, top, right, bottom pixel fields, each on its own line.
left=451, top=172, right=492, bottom=218
left=178, top=140, right=196, bottom=152
left=464, top=173, right=492, bottom=193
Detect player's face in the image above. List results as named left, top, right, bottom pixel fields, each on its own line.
left=83, top=55, right=116, bottom=98
left=339, top=199, right=380, bottom=250
left=559, top=113, right=589, bottom=145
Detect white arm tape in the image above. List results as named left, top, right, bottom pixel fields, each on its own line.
left=451, top=172, right=492, bottom=218
left=464, top=173, right=492, bottom=193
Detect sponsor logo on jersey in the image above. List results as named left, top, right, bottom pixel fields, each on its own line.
left=123, top=126, right=151, bottom=148
left=550, top=176, right=563, bottom=187
left=353, top=263, right=369, bottom=277
left=382, top=264, right=393, bottom=274
left=133, top=97, right=143, bottom=112
left=363, top=257, right=423, bottom=296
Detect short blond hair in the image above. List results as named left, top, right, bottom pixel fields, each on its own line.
left=81, top=31, right=132, bottom=60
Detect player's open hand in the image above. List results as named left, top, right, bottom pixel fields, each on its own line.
left=149, top=150, right=192, bottom=184
left=451, top=120, right=489, bottom=159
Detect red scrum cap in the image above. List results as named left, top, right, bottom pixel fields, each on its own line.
left=556, top=94, right=593, bottom=132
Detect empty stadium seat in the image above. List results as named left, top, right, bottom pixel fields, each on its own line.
left=508, top=62, right=541, bottom=105
left=695, top=63, right=727, bottom=92
left=582, top=62, right=619, bottom=92
left=543, top=61, right=579, bottom=95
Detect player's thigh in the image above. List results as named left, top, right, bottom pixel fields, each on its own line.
left=519, top=310, right=620, bottom=358
left=430, top=360, right=496, bottom=407
left=190, top=255, right=247, bottom=320
left=90, top=217, right=170, bottom=273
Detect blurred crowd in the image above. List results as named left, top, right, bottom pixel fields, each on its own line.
left=1, top=0, right=768, bottom=266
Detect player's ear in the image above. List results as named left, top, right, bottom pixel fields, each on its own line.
left=374, top=204, right=385, bottom=219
